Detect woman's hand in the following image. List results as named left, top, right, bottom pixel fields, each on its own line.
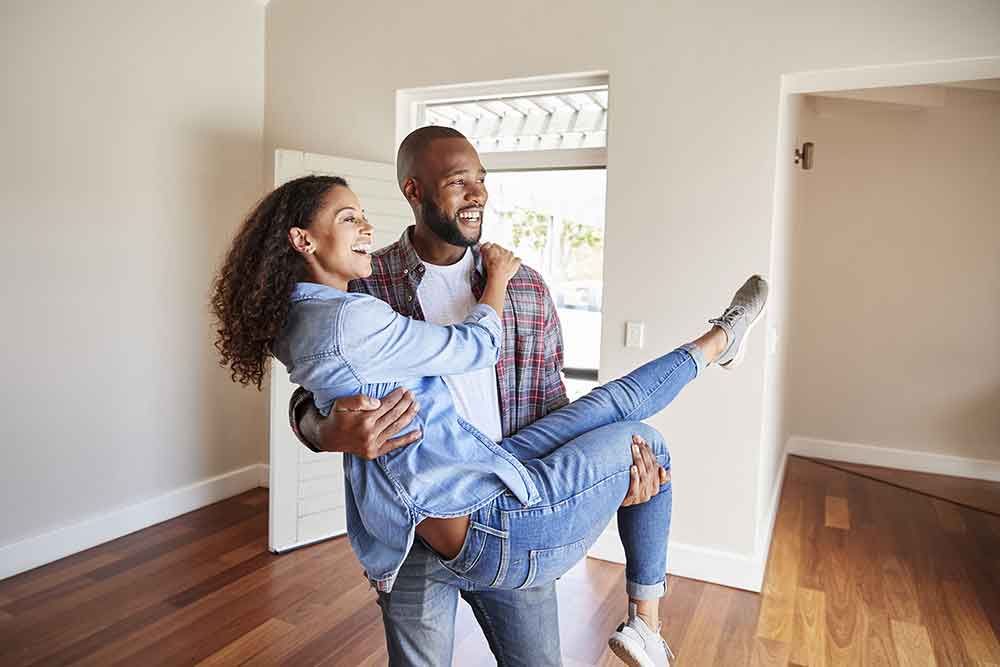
left=480, top=242, right=522, bottom=284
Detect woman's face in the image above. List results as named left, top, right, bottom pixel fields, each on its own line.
left=299, top=185, right=375, bottom=286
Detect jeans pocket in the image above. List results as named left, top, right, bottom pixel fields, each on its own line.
left=516, top=538, right=589, bottom=590
left=439, top=522, right=488, bottom=576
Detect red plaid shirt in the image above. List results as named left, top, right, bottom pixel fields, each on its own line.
left=289, top=226, right=568, bottom=444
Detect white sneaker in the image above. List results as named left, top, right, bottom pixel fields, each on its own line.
left=709, top=274, right=769, bottom=370
left=608, top=602, right=675, bottom=667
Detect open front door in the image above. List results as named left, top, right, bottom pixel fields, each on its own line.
left=268, top=149, right=411, bottom=553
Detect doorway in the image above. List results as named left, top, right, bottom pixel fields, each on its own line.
left=762, top=58, right=1000, bottom=526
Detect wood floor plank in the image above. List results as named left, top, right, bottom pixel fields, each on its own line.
left=890, top=620, right=937, bottom=667
left=958, top=507, right=1000, bottom=643
left=301, top=594, right=385, bottom=666
left=791, top=586, right=826, bottom=666
left=881, top=556, right=922, bottom=625
left=848, top=523, right=888, bottom=614
left=65, top=541, right=331, bottom=667
left=130, top=581, right=316, bottom=666
left=37, top=600, right=181, bottom=667
left=715, top=586, right=764, bottom=666
left=0, top=519, right=193, bottom=601
left=820, top=513, right=868, bottom=667
left=195, top=617, right=295, bottom=666
left=864, top=611, right=901, bottom=667
left=798, top=477, right=827, bottom=592
left=941, top=580, right=1000, bottom=665
left=115, top=544, right=346, bottom=666
left=0, top=512, right=267, bottom=636
left=931, top=499, right=966, bottom=534
left=0, top=551, right=122, bottom=604
left=825, top=496, right=850, bottom=531
left=0, top=514, right=270, bottom=664
left=876, top=480, right=973, bottom=667
left=658, top=576, right=705, bottom=653
left=751, top=636, right=792, bottom=666
left=674, top=585, right=732, bottom=665
left=242, top=580, right=376, bottom=666
left=218, top=535, right=268, bottom=566
left=756, top=490, right=803, bottom=642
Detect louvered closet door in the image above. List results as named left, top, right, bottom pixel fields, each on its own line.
left=268, top=149, right=412, bottom=553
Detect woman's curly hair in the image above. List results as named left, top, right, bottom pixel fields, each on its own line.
left=211, top=175, right=347, bottom=389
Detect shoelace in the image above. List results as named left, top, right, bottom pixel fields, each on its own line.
left=715, top=304, right=746, bottom=328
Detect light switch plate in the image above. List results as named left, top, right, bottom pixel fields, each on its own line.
left=625, top=321, right=644, bottom=349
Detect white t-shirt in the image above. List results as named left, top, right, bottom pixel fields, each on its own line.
left=417, top=249, right=503, bottom=442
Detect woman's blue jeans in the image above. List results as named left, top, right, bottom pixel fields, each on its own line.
left=438, top=344, right=705, bottom=599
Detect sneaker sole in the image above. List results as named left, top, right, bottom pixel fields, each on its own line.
left=719, top=287, right=769, bottom=371
left=608, top=634, right=657, bottom=667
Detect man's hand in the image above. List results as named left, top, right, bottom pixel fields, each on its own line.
left=621, top=434, right=670, bottom=507
left=299, top=387, right=422, bottom=460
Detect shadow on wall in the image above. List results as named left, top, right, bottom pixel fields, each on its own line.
left=937, top=384, right=1000, bottom=460
left=180, top=123, right=269, bottom=482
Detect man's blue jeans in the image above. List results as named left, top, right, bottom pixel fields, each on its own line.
left=376, top=541, right=562, bottom=666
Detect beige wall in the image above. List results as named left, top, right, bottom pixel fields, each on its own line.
left=0, top=1, right=267, bottom=547
left=264, top=0, right=1000, bottom=563
left=785, top=87, right=1000, bottom=461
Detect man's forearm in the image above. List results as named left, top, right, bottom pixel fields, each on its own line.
left=289, top=387, right=324, bottom=452
left=286, top=387, right=421, bottom=459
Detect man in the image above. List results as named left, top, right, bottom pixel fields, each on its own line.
left=289, top=126, right=668, bottom=666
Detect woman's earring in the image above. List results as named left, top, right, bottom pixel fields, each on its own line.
left=307, top=246, right=316, bottom=255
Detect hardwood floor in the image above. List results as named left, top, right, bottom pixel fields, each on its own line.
left=1, top=456, right=997, bottom=665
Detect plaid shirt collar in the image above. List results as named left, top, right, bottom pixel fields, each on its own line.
left=390, top=225, right=488, bottom=296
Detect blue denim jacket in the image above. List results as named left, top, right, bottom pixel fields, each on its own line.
left=273, top=282, right=541, bottom=592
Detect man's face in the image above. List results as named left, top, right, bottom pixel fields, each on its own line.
left=416, top=138, right=488, bottom=247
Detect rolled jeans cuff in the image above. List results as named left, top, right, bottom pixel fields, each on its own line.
left=680, top=342, right=707, bottom=375
left=626, top=578, right=666, bottom=600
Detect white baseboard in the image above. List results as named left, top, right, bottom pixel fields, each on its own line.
left=588, top=530, right=766, bottom=593
left=258, top=463, right=270, bottom=487
left=751, top=448, right=789, bottom=589
left=787, top=436, right=1000, bottom=483
left=0, top=463, right=269, bottom=581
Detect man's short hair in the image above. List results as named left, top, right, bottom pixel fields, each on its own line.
left=396, top=126, right=468, bottom=192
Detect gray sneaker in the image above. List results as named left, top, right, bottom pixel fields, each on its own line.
left=608, top=602, right=675, bottom=667
left=709, top=275, right=769, bottom=369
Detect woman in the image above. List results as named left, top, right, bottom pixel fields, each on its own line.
left=212, top=175, right=766, bottom=667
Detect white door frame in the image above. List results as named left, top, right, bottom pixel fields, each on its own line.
left=753, top=54, right=1000, bottom=589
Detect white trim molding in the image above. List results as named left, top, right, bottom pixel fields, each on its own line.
left=787, top=436, right=1000, bottom=483
left=0, top=464, right=268, bottom=581
left=782, top=56, right=1000, bottom=95
left=752, top=449, right=789, bottom=586
left=589, top=530, right=767, bottom=593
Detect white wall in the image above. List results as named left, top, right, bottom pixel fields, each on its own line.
left=0, top=1, right=267, bottom=555
left=785, top=86, right=1000, bottom=462
left=264, top=0, right=1000, bottom=587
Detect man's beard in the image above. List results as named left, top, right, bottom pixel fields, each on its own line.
left=421, top=194, right=480, bottom=247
